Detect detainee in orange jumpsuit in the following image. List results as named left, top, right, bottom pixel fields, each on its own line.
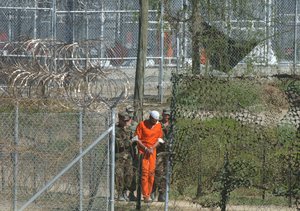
left=134, top=110, right=163, bottom=202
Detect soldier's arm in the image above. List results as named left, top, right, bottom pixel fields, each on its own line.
left=115, top=128, right=123, bottom=153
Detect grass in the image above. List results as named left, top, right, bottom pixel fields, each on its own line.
left=169, top=186, right=293, bottom=208
left=174, top=76, right=288, bottom=113
left=229, top=188, right=291, bottom=206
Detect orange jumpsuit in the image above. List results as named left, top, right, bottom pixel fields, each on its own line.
left=135, top=120, right=163, bottom=199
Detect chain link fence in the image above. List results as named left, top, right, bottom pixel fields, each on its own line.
left=0, top=29, right=130, bottom=210
left=0, top=98, right=114, bottom=211
left=0, top=0, right=298, bottom=104
left=0, top=0, right=299, bottom=67
left=0, top=0, right=171, bottom=68
left=0, top=0, right=300, bottom=211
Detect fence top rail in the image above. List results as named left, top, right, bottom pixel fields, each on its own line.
left=0, top=7, right=159, bottom=13
left=0, top=6, right=51, bottom=11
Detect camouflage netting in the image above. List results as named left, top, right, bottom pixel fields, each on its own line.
left=168, top=73, right=300, bottom=211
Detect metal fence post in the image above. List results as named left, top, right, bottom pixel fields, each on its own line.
left=100, top=2, right=105, bottom=59
left=13, top=102, right=19, bottom=211
left=85, top=3, right=89, bottom=41
left=159, top=0, right=164, bottom=103
left=51, top=0, right=57, bottom=40
left=164, top=73, right=178, bottom=211
left=51, top=0, right=57, bottom=72
left=8, top=1, right=12, bottom=41
left=66, top=0, right=74, bottom=44
left=176, top=32, right=180, bottom=73
left=294, top=0, right=298, bottom=72
left=106, top=116, right=110, bottom=211
left=78, top=109, right=83, bottom=211
left=182, top=0, right=188, bottom=67
left=288, top=147, right=292, bottom=207
left=34, top=0, right=37, bottom=39
left=164, top=154, right=170, bottom=211
left=109, top=108, right=116, bottom=211
left=136, top=154, right=143, bottom=210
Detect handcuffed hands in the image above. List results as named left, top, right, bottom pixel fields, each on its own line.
left=145, top=147, right=153, bottom=155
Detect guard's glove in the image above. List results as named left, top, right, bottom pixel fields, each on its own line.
left=131, top=135, right=139, bottom=142
left=158, top=138, right=165, bottom=144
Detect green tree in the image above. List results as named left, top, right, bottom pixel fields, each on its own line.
left=164, top=0, right=261, bottom=73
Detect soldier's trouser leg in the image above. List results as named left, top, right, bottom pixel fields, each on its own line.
left=141, top=151, right=156, bottom=199
left=128, top=168, right=137, bottom=201
left=124, top=158, right=134, bottom=190
left=129, top=157, right=138, bottom=192
left=115, top=160, right=124, bottom=198
left=155, top=156, right=166, bottom=195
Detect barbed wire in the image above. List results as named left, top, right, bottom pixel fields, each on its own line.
left=0, top=38, right=130, bottom=109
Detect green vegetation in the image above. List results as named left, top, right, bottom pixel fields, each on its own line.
left=170, top=76, right=300, bottom=210
left=175, top=76, right=288, bottom=112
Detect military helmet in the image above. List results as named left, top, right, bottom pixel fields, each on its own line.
left=126, top=105, right=134, bottom=112
left=118, top=111, right=131, bottom=121
left=162, top=108, right=171, bottom=115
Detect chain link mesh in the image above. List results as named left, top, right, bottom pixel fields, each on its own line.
left=0, top=0, right=299, bottom=69
left=0, top=99, right=112, bottom=210
left=0, top=0, right=300, bottom=210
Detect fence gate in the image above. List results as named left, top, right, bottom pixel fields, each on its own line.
left=0, top=100, right=116, bottom=211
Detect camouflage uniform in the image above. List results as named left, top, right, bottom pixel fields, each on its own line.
left=115, top=112, right=134, bottom=200
left=125, top=105, right=139, bottom=201
left=129, top=120, right=139, bottom=163
left=152, top=109, right=170, bottom=201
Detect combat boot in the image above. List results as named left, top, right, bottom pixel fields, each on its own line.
left=150, top=191, right=156, bottom=201
left=117, top=194, right=126, bottom=201
left=122, top=191, right=129, bottom=201
left=157, top=192, right=165, bottom=202
left=129, top=191, right=137, bottom=201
